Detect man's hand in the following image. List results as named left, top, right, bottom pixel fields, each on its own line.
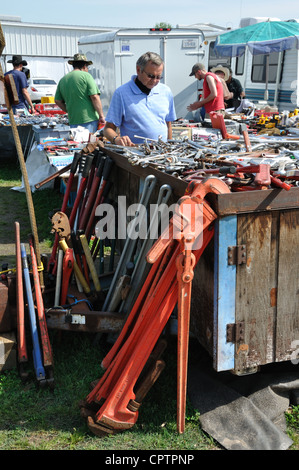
left=114, top=135, right=135, bottom=147
left=187, top=102, right=201, bottom=111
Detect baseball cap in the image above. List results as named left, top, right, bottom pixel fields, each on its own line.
left=189, top=63, right=205, bottom=76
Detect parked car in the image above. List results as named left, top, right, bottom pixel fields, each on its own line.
left=27, top=77, right=57, bottom=102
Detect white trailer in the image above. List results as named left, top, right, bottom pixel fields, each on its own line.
left=78, top=28, right=206, bottom=119
left=202, top=17, right=299, bottom=111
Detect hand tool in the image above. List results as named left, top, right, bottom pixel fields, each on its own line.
left=29, top=236, right=54, bottom=387
left=69, top=154, right=94, bottom=229
left=71, top=230, right=90, bottom=288
left=210, top=111, right=240, bottom=141
left=84, top=157, right=114, bottom=238
left=48, top=151, right=81, bottom=274
left=147, top=178, right=230, bottom=434
left=21, top=243, right=46, bottom=386
left=78, top=154, right=106, bottom=231
left=102, top=174, right=157, bottom=312
left=79, top=232, right=101, bottom=294
left=51, top=211, right=91, bottom=295
left=34, top=161, right=73, bottom=190
left=78, top=150, right=99, bottom=219
left=101, top=241, right=174, bottom=371
left=59, top=239, right=91, bottom=296
left=239, top=123, right=252, bottom=152
left=54, top=248, right=64, bottom=306
left=119, top=183, right=172, bottom=315
left=15, top=222, right=28, bottom=380
left=60, top=246, right=74, bottom=306
left=232, top=163, right=291, bottom=190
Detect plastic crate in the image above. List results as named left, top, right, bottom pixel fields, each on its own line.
left=32, top=124, right=70, bottom=143
left=41, top=96, right=55, bottom=104
left=35, top=103, right=66, bottom=116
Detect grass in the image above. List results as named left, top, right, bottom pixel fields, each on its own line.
left=0, top=158, right=216, bottom=451
left=0, top=332, right=217, bottom=451
left=1, top=158, right=299, bottom=451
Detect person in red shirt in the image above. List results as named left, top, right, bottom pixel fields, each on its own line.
left=187, top=63, right=225, bottom=117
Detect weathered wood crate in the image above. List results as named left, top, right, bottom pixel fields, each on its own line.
left=191, top=188, right=299, bottom=375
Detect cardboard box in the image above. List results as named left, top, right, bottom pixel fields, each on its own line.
left=0, top=332, right=16, bottom=372
left=0, top=281, right=11, bottom=332
left=41, top=96, right=55, bottom=104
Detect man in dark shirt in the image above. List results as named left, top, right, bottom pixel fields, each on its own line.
left=5, top=55, right=34, bottom=114
left=225, top=66, right=245, bottom=110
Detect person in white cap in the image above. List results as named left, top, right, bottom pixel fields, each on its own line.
left=211, top=65, right=233, bottom=103
left=5, top=55, right=34, bottom=114
left=55, top=53, right=105, bottom=133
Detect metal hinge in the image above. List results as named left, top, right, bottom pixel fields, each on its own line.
left=226, top=321, right=245, bottom=343
left=228, top=245, right=247, bottom=265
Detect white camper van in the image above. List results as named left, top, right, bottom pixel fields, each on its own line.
left=201, top=17, right=299, bottom=111
left=78, top=28, right=207, bottom=119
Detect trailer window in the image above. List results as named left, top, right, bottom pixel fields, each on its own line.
left=235, top=54, right=244, bottom=75
left=251, top=51, right=284, bottom=83
left=208, top=41, right=231, bottom=70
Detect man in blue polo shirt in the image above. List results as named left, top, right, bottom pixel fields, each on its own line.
left=103, top=52, right=176, bottom=146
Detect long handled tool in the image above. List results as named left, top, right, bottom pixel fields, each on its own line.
left=69, top=154, right=94, bottom=230
left=102, top=174, right=157, bottom=312
left=78, top=156, right=106, bottom=232
left=29, top=236, right=54, bottom=387
left=21, top=244, right=46, bottom=386
left=60, top=246, right=74, bottom=305
left=81, top=178, right=230, bottom=436
left=119, top=183, right=172, bottom=315
left=48, top=151, right=81, bottom=275
left=51, top=210, right=91, bottom=297
left=79, top=232, right=101, bottom=294
left=84, top=157, right=115, bottom=238
left=15, top=222, right=28, bottom=380
left=78, top=149, right=102, bottom=221
left=1, top=26, right=44, bottom=287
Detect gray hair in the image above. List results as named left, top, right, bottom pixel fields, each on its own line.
left=136, top=52, right=164, bottom=71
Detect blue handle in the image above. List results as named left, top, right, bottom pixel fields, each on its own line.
left=21, top=244, right=45, bottom=382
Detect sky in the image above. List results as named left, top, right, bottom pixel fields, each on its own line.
left=0, top=0, right=298, bottom=30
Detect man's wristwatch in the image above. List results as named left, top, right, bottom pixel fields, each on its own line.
left=112, top=135, right=118, bottom=144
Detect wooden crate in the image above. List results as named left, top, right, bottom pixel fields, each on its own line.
left=190, top=188, right=299, bottom=375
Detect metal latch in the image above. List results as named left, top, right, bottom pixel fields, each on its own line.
left=226, top=321, right=245, bottom=343
left=228, top=245, right=246, bottom=265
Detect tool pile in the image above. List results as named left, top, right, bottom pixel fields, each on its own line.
left=104, top=111, right=299, bottom=192
left=9, top=107, right=299, bottom=433
left=15, top=222, right=54, bottom=387
left=79, top=177, right=230, bottom=435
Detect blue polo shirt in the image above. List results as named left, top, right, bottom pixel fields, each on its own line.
left=106, top=75, right=176, bottom=143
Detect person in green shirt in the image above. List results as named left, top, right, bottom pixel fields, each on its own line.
left=55, top=53, right=105, bottom=133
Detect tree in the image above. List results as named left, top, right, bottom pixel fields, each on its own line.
left=154, top=22, right=172, bottom=29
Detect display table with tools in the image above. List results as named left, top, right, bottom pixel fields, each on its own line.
left=0, top=124, right=34, bottom=159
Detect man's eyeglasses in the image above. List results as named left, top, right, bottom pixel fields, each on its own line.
left=142, top=70, right=163, bottom=80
